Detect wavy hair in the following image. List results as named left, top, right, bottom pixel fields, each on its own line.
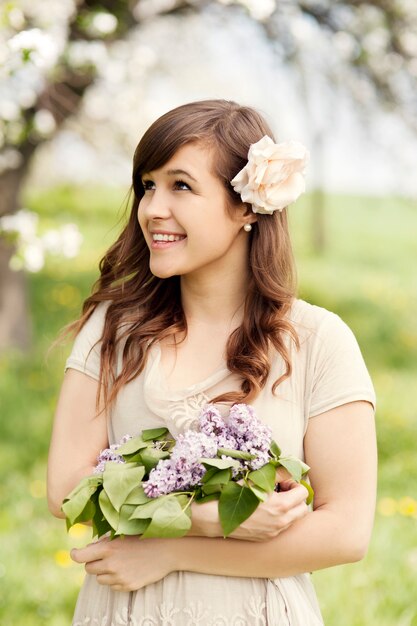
left=57, top=99, right=300, bottom=413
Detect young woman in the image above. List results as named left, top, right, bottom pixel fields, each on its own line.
left=47, top=99, right=377, bottom=625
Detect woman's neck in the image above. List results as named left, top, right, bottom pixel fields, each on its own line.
left=180, top=264, right=249, bottom=327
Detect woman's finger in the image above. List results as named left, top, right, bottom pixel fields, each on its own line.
left=84, top=559, right=110, bottom=575
left=275, top=467, right=292, bottom=483
left=275, top=482, right=310, bottom=507
left=71, top=538, right=109, bottom=564
left=279, top=479, right=310, bottom=496
left=96, top=573, right=116, bottom=587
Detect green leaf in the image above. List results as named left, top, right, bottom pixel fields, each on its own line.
left=141, top=496, right=192, bottom=538
left=123, top=485, right=150, bottom=506
left=92, top=506, right=112, bottom=538
left=129, top=494, right=189, bottom=520
left=73, top=499, right=96, bottom=525
left=269, top=459, right=281, bottom=468
left=121, top=452, right=144, bottom=463
left=117, top=436, right=148, bottom=456
left=103, top=463, right=145, bottom=512
left=249, top=484, right=269, bottom=502
left=277, top=457, right=310, bottom=482
left=61, top=475, right=102, bottom=525
left=195, top=493, right=220, bottom=504
left=202, top=483, right=223, bottom=495
left=115, top=505, right=151, bottom=536
left=270, top=440, right=281, bottom=458
left=200, top=457, right=241, bottom=470
left=98, top=489, right=119, bottom=530
left=139, top=447, right=170, bottom=473
left=129, top=497, right=167, bottom=520
left=202, top=468, right=232, bottom=486
left=300, top=480, right=314, bottom=506
left=248, top=462, right=276, bottom=492
left=217, top=448, right=255, bottom=461
left=219, top=482, right=260, bottom=536
left=141, top=427, right=169, bottom=441
left=64, top=475, right=102, bottom=499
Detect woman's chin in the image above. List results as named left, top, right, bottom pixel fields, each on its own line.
left=150, top=264, right=179, bottom=279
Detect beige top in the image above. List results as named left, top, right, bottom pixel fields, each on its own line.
left=66, top=298, right=376, bottom=626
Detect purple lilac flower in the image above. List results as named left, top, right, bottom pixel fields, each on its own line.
left=93, top=434, right=132, bottom=474
left=199, top=404, right=237, bottom=449
left=144, top=430, right=218, bottom=497
left=143, top=459, right=180, bottom=497
left=199, top=405, right=227, bottom=438
left=227, top=404, right=272, bottom=470
left=171, top=430, right=218, bottom=465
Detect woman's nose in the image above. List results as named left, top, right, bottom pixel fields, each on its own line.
left=141, top=188, right=172, bottom=220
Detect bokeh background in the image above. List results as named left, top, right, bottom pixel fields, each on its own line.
left=1, top=1, right=416, bottom=624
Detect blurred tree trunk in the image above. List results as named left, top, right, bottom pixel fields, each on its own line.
left=0, top=75, right=94, bottom=352
left=0, top=242, right=31, bottom=351
left=0, top=158, right=34, bottom=351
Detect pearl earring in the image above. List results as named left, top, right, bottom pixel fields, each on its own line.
left=243, top=223, right=252, bottom=232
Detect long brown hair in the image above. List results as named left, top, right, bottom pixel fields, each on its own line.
left=58, top=99, right=300, bottom=412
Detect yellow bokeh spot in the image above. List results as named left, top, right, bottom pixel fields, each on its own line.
left=68, top=523, right=89, bottom=538
left=398, top=497, right=417, bottom=517
left=27, top=371, right=48, bottom=390
left=378, top=497, right=397, bottom=516
left=29, top=480, right=46, bottom=499
left=51, top=284, right=81, bottom=308
left=54, top=550, right=73, bottom=568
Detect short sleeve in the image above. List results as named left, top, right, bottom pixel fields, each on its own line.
left=64, top=302, right=109, bottom=381
left=307, top=312, right=376, bottom=418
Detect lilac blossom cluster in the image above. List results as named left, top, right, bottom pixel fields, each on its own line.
left=143, top=404, right=272, bottom=497
left=93, top=434, right=132, bottom=474
left=227, top=404, right=272, bottom=470
left=143, top=430, right=217, bottom=497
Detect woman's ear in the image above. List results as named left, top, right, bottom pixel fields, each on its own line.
left=243, top=205, right=257, bottom=226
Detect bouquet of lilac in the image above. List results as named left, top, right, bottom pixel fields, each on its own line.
left=62, top=404, right=313, bottom=539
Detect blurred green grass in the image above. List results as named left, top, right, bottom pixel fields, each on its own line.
left=0, top=186, right=416, bottom=625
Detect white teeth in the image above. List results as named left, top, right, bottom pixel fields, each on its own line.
left=152, top=233, right=184, bottom=242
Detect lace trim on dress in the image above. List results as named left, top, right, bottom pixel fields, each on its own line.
left=73, top=594, right=267, bottom=626
left=142, top=343, right=230, bottom=436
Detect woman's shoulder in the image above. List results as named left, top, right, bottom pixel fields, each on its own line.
left=287, top=297, right=362, bottom=355
left=64, top=301, right=110, bottom=379
left=286, top=299, right=376, bottom=416
left=73, top=300, right=112, bottom=340
left=288, top=298, right=342, bottom=334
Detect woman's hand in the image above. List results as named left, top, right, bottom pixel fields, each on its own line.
left=190, top=476, right=310, bottom=542
left=71, top=535, right=176, bottom=592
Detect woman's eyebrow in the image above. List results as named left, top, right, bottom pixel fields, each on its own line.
left=165, top=168, right=197, bottom=182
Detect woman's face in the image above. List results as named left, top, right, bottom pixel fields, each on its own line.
left=137, top=142, right=254, bottom=279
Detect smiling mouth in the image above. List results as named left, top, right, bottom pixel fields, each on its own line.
left=151, top=233, right=186, bottom=242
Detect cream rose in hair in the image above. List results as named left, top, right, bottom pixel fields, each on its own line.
left=231, top=135, right=310, bottom=214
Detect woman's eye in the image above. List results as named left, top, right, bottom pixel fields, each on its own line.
left=141, top=179, right=190, bottom=191
left=174, top=180, right=191, bottom=191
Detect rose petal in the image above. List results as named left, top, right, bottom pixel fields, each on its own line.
left=261, top=160, right=286, bottom=185
left=230, top=168, right=248, bottom=191
left=253, top=160, right=269, bottom=186
left=265, top=172, right=306, bottom=209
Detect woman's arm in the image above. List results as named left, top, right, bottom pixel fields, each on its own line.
left=72, top=400, right=377, bottom=590
left=47, top=369, right=108, bottom=518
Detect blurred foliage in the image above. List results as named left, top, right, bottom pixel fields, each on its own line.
left=1, top=0, right=416, bottom=166
left=0, top=185, right=416, bottom=624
